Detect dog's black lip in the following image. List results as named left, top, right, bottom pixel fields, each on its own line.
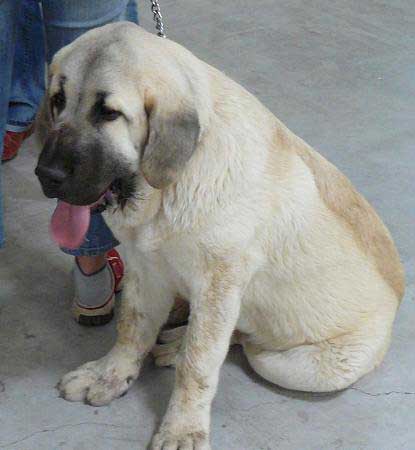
left=110, top=175, right=137, bottom=209
left=39, top=176, right=137, bottom=208
left=40, top=185, right=60, bottom=199
left=48, top=185, right=112, bottom=207
left=36, top=171, right=109, bottom=206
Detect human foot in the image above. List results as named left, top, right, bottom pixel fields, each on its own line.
left=73, top=250, right=124, bottom=326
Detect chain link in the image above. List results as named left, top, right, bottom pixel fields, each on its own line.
left=149, top=0, right=166, bottom=38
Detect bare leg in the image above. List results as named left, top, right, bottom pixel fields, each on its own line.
left=76, top=254, right=106, bottom=274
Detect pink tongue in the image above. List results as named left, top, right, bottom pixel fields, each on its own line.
left=50, top=201, right=91, bottom=249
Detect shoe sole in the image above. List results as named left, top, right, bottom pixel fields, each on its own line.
left=73, top=293, right=115, bottom=327
left=1, top=153, right=18, bottom=164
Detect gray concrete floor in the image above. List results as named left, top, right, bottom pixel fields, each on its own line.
left=1, top=1, right=414, bottom=449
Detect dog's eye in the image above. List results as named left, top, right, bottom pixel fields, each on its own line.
left=101, top=107, right=122, bottom=122
left=51, top=92, right=66, bottom=110
left=50, top=91, right=66, bottom=119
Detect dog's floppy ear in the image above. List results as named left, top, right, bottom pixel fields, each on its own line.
left=141, top=92, right=200, bottom=189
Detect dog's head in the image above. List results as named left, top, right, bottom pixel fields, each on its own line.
left=35, top=23, right=201, bottom=208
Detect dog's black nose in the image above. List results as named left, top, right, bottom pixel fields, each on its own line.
left=35, top=165, right=67, bottom=187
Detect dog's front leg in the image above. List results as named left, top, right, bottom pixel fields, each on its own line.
left=151, top=268, right=242, bottom=450
left=58, top=268, right=174, bottom=406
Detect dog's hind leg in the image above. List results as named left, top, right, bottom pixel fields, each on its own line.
left=152, top=325, right=187, bottom=367
left=166, top=297, right=190, bottom=327
left=151, top=298, right=190, bottom=367
left=243, top=323, right=392, bottom=392
left=152, top=326, right=241, bottom=368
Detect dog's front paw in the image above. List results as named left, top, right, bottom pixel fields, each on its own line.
left=150, top=428, right=210, bottom=450
left=57, top=353, right=140, bottom=406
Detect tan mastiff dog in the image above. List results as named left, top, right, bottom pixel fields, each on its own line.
left=35, top=23, right=404, bottom=450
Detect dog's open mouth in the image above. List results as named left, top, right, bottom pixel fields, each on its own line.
left=49, top=177, right=135, bottom=249
left=50, top=190, right=110, bottom=250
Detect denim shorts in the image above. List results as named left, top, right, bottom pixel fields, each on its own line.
left=61, top=210, right=119, bottom=257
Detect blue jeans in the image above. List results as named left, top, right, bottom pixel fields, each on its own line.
left=0, top=0, right=138, bottom=252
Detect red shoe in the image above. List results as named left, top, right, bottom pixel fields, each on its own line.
left=106, top=248, right=124, bottom=293
left=2, top=127, right=33, bottom=163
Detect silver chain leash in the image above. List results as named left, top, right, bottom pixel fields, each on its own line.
left=149, top=0, right=166, bottom=38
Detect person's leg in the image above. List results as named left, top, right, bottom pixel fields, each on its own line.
left=7, top=0, right=45, bottom=134
left=2, top=0, right=45, bottom=162
left=0, top=0, right=24, bottom=245
left=41, top=0, right=138, bottom=324
left=124, top=0, right=139, bottom=23
left=42, top=0, right=131, bottom=59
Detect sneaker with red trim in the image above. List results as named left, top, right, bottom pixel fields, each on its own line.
left=2, top=127, right=33, bottom=163
left=72, top=249, right=124, bottom=326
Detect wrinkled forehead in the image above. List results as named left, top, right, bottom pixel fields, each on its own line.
left=50, top=42, right=126, bottom=93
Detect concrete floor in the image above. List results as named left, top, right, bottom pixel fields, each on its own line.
left=1, top=1, right=414, bottom=449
